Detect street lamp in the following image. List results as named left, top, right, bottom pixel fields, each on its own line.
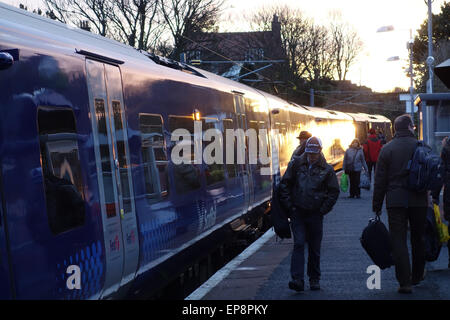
left=377, top=25, right=415, bottom=122
left=426, top=0, right=434, bottom=93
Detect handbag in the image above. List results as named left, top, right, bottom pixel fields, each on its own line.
left=340, top=173, right=349, bottom=192
left=360, top=171, right=370, bottom=190
left=433, top=204, right=450, bottom=243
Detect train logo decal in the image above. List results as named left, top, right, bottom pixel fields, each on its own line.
left=110, top=235, right=120, bottom=252
left=126, top=229, right=136, bottom=245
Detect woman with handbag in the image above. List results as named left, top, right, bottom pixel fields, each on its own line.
left=343, top=138, right=368, bottom=198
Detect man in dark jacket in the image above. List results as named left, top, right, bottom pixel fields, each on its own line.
left=279, top=136, right=340, bottom=292
left=432, top=136, right=450, bottom=268
left=373, top=114, right=427, bottom=294
left=291, top=131, right=312, bottom=159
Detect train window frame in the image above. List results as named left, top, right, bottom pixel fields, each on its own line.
left=37, top=106, right=86, bottom=235
left=203, top=117, right=225, bottom=186
left=139, top=113, right=170, bottom=203
left=168, top=115, right=202, bottom=194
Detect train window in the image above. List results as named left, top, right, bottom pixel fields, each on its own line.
left=112, top=101, right=133, bottom=214
left=37, top=106, right=85, bottom=235
left=223, top=119, right=237, bottom=178
left=95, top=99, right=116, bottom=218
left=204, top=118, right=225, bottom=185
left=139, top=114, right=169, bottom=202
left=169, top=115, right=201, bottom=194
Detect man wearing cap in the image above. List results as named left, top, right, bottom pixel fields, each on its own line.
left=373, top=114, right=427, bottom=294
left=279, top=136, right=340, bottom=292
left=291, top=131, right=312, bottom=159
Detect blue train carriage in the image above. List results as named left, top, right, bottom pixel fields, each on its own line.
left=0, top=3, right=275, bottom=299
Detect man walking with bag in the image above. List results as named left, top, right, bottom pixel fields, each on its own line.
left=279, top=137, right=340, bottom=292
left=372, top=114, right=427, bottom=294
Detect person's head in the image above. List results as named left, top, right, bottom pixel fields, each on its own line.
left=369, top=128, right=376, bottom=135
left=297, top=131, right=312, bottom=145
left=394, top=114, right=414, bottom=134
left=305, top=136, right=322, bottom=162
left=350, top=138, right=361, bottom=148
left=442, top=136, right=449, bottom=147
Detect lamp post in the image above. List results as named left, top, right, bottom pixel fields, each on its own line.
left=377, top=26, right=415, bottom=121
left=426, top=0, right=434, bottom=93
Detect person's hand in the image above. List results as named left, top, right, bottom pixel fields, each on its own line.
left=375, top=210, right=382, bottom=217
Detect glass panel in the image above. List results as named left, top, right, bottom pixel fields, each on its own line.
left=38, top=107, right=85, bottom=235
left=223, top=119, right=237, bottom=178
left=111, top=101, right=132, bottom=214
left=95, top=99, right=116, bottom=218
left=169, top=115, right=201, bottom=193
left=139, top=114, right=169, bottom=202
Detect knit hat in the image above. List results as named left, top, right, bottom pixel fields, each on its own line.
left=297, top=131, right=312, bottom=140
left=394, top=114, right=413, bottom=131
left=305, top=136, right=323, bottom=154
left=369, top=128, right=376, bottom=135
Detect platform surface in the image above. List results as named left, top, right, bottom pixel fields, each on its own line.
left=189, top=185, right=450, bottom=300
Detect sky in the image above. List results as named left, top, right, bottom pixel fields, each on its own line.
left=1, top=0, right=448, bottom=92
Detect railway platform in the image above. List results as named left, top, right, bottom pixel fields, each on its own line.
left=186, top=185, right=450, bottom=300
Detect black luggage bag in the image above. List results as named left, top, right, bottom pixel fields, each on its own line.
left=425, top=206, right=442, bottom=262
left=270, top=185, right=291, bottom=239
left=360, top=215, right=394, bottom=269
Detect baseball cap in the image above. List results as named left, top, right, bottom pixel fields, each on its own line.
left=305, top=136, right=322, bottom=154
left=297, top=131, right=312, bottom=140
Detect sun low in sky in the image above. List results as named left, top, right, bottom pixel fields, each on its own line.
left=2, top=0, right=447, bottom=92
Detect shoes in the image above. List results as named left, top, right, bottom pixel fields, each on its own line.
left=356, top=195, right=361, bottom=199
left=412, top=269, right=427, bottom=286
left=348, top=195, right=354, bottom=198
left=397, top=286, right=412, bottom=294
left=309, top=279, right=320, bottom=291
left=288, top=279, right=304, bottom=292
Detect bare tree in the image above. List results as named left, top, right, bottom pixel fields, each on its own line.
left=43, top=0, right=111, bottom=35
left=329, top=18, right=363, bottom=81
left=159, top=0, right=224, bottom=59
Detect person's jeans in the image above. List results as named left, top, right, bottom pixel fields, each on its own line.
left=348, top=171, right=361, bottom=197
left=387, top=207, right=427, bottom=286
left=290, top=209, right=323, bottom=282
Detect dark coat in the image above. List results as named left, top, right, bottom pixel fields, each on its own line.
left=372, top=129, right=428, bottom=212
left=432, top=138, right=450, bottom=220
left=279, top=152, right=340, bottom=215
left=291, top=140, right=307, bottom=159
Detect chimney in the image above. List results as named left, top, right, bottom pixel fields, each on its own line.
left=271, top=14, right=281, bottom=36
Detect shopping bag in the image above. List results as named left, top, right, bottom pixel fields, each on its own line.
left=340, top=173, right=349, bottom=192
left=360, top=172, right=370, bottom=190
left=433, top=204, right=450, bottom=243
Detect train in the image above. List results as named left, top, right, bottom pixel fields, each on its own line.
left=0, top=3, right=392, bottom=299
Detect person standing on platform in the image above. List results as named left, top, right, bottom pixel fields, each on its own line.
left=291, top=131, right=312, bottom=159
left=343, top=138, right=368, bottom=199
left=279, top=137, right=340, bottom=292
left=373, top=114, right=427, bottom=294
left=431, top=136, right=450, bottom=269
left=363, top=128, right=382, bottom=182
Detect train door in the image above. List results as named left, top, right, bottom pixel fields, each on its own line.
left=85, top=59, right=139, bottom=298
left=233, top=94, right=252, bottom=213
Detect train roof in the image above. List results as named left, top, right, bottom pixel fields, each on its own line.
left=305, top=106, right=353, bottom=121
left=346, top=112, right=391, bottom=123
